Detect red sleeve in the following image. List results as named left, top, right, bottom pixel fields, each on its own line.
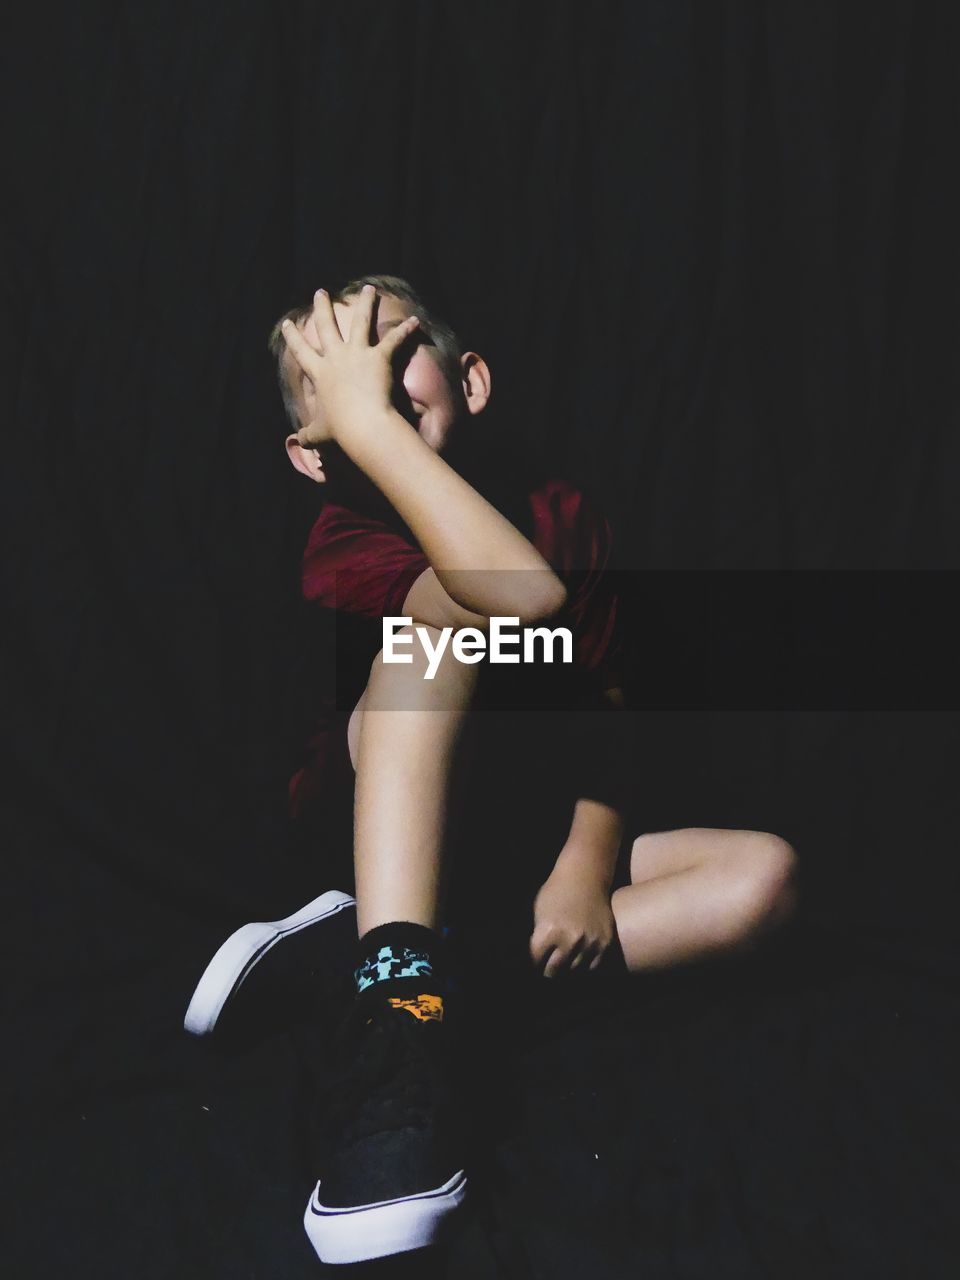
left=529, top=478, right=625, bottom=688
left=301, top=501, right=430, bottom=619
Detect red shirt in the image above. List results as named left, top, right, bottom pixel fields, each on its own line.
left=289, top=476, right=625, bottom=823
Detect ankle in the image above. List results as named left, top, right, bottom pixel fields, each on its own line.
left=354, top=921, right=447, bottom=997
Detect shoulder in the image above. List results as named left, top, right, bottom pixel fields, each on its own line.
left=303, top=499, right=415, bottom=560
left=301, top=499, right=428, bottom=614
left=304, top=499, right=376, bottom=548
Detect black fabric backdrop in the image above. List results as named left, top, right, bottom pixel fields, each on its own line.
left=2, top=3, right=959, bottom=1277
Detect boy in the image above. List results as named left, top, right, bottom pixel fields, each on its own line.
left=185, top=276, right=797, bottom=1265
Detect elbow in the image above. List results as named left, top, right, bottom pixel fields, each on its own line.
left=542, top=575, right=569, bottom=620
left=517, top=574, right=567, bottom=625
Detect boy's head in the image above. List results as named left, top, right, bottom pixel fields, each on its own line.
left=267, top=274, right=491, bottom=489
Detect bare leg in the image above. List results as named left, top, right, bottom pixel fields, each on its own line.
left=348, top=624, right=479, bottom=937
left=610, top=828, right=798, bottom=972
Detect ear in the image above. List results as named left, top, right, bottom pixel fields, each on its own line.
left=285, top=433, right=327, bottom=483
left=460, top=352, right=492, bottom=416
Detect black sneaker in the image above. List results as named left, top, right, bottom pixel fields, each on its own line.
left=183, top=890, right=357, bottom=1038
left=303, top=986, right=467, bottom=1264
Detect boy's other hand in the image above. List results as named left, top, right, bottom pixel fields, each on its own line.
left=281, top=285, right=420, bottom=447
left=530, top=866, right=616, bottom=978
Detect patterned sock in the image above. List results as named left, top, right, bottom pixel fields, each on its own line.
left=354, top=921, right=446, bottom=1022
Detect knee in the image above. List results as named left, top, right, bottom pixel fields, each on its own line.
left=721, top=831, right=799, bottom=950
left=367, top=624, right=480, bottom=704
left=347, top=691, right=366, bottom=771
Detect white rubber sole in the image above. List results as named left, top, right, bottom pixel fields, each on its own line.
left=183, top=889, right=356, bottom=1035
left=303, top=1169, right=467, bottom=1264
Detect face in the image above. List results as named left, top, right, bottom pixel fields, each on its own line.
left=282, top=292, right=466, bottom=454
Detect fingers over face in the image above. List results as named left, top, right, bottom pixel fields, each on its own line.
left=311, top=288, right=344, bottom=348
left=379, top=313, right=420, bottom=357
left=301, top=312, right=322, bottom=352
left=347, top=283, right=378, bottom=345
left=281, top=319, right=318, bottom=370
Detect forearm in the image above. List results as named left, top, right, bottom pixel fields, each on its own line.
left=550, top=796, right=624, bottom=894
left=336, top=409, right=566, bottom=622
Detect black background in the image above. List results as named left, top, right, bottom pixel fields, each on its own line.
left=2, top=3, right=958, bottom=1277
